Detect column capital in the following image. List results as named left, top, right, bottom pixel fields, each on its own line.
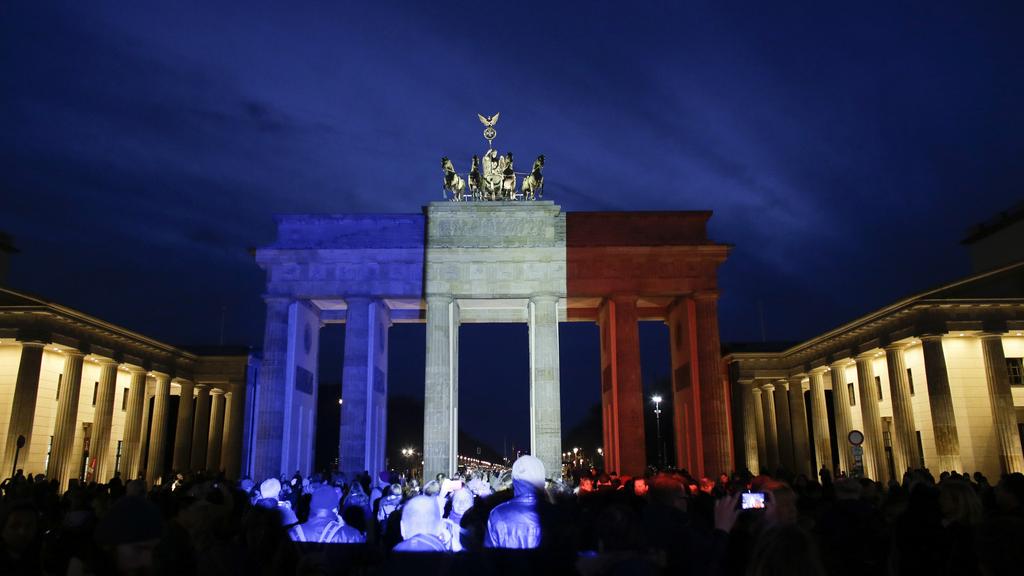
left=809, top=366, right=829, bottom=376
left=93, top=357, right=119, bottom=366
left=210, top=387, right=226, bottom=396
left=883, top=342, right=908, bottom=352
left=787, top=374, right=806, bottom=385
left=751, top=386, right=762, bottom=396
left=855, top=350, right=879, bottom=361
left=18, top=341, right=46, bottom=349
left=979, top=332, right=1006, bottom=341
left=775, top=380, right=790, bottom=391
left=62, top=349, right=85, bottom=359
left=529, top=293, right=560, bottom=304
left=150, top=371, right=171, bottom=382
left=761, top=383, right=775, bottom=392
left=692, top=290, right=719, bottom=301
left=920, top=333, right=945, bottom=342
left=425, top=294, right=454, bottom=305
left=829, top=358, right=851, bottom=370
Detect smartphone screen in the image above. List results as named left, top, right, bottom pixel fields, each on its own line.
left=741, top=492, right=766, bottom=509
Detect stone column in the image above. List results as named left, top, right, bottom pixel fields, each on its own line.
left=172, top=379, right=195, bottom=474
left=341, top=298, right=391, bottom=478
left=253, top=297, right=290, bottom=481
left=223, top=381, right=246, bottom=479
left=667, top=298, right=699, bottom=474
left=47, top=350, right=84, bottom=485
left=740, top=380, right=760, bottom=474
left=423, top=295, right=459, bottom=480
left=2, top=342, right=44, bottom=476
left=761, top=384, right=779, bottom=471
left=90, top=360, right=119, bottom=482
left=788, top=376, right=812, bottom=477
left=980, top=334, right=1024, bottom=473
left=598, top=297, right=645, bottom=476
left=774, top=381, right=795, bottom=472
left=529, top=294, right=562, bottom=478
left=751, top=386, right=767, bottom=472
left=829, top=361, right=854, bottom=474
left=138, top=382, right=153, bottom=478
left=808, top=368, right=834, bottom=474
left=121, top=368, right=146, bottom=479
left=920, top=335, right=962, bottom=472
left=190, top=385, right=211, bottom=471
left=694, top=293, right=732, bottom=476
left=145, top=373, right=171, bottom=485
left=855, top=354, right=888, bottom=483
left=884, top=344, right=919, bottom=476
left=207, top=389, right=226, bottom=472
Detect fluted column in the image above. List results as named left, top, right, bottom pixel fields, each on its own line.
left=774, top=381, right=795, bottom=472
left=171, top=380, right=195, bottom=474
left=253, top=297, right=290, bottom=481
left=190, top=385, right=211, bottom=471
left=2, top=342, right=44, bottom=475
left=598, top=297, right=645, bottom=476
left=145, top=373, right=171, bottom=485
left=90, top=360, right=119, bottom=482
left=751, top=387, right=767, bottom=471
left=47, top=350, right=84, bottom=486
left=979, top=334, right=1024, bottom=473
left=223, top=381, right=246, bottom=479
left=761, top=384, right=779, bottom=471
left=740, top=381, right=760, bottom=474
left=788, top=376, right=811, bottom=476
left=423, top=295, right=459, bottom=480
left=920, top=335, right=961, bottom=472
left=693, top=293, right=731, bottom=476
left=529, top=295, right=562, bottom=477
left=855, top=353, right=888, bottom=483
left=829, top=361, right=854, bottom=474
left=884, top=344, right=919, bottom=476
left=121, top=368, right=147, bottom=479
left=341, top=298, right=391, bottom=478
left=207, top=389, right=226, bottom=472
left=808, top=368, right=833, bottom=474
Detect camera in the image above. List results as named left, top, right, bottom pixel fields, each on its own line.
left=741, top=491, right=766, bottom=510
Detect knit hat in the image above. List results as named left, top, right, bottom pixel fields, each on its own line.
left=511, top=455, right=546, bottom=489
left=310, top=486, right=339, bottom=512
left=95, top=497, right=163, bottom=547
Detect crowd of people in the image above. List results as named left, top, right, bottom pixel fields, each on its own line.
left=1, top=457, right=1023, bottom=575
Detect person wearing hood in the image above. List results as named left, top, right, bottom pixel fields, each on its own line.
left=292, top=486, right=364, bottom=544
left=485, top=455, right=546, bottom=549
left=393, top=496, right=447, bottom=552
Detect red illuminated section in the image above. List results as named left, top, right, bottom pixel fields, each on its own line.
left=565, top=211, right=731, bottom=477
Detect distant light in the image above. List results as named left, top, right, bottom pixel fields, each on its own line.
left=959, top=333, right=965, bottom=337
left=652, top=395, right=663, bottom=403
left=1017, top=332, right=1022, bottom=336
left=597, top=447, right=603, bottom=455
left=338, top=398, right=343, bottom=405
left=573, top=447, right=579, bottom=454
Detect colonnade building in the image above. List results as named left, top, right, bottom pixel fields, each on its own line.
left=0, top=287, right=256, bottom=487
left=725, top=260, right=1024, bottom=482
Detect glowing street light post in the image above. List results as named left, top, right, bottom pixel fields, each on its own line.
left=652, top=394, right=665, bottom=469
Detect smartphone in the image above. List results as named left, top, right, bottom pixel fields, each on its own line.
left=741, top=491, right=766, bottom=510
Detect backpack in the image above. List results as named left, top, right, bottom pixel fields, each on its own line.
left=293, top=520, right=344, bottom=543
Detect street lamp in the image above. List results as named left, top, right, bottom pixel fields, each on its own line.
left=652, top=394, right=664, bottom=469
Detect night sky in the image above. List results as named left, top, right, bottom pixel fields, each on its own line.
left=3, top=2, right=1022, bottom=459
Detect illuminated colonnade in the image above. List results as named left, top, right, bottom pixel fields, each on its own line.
left=0, top=289, right=254, bottom=488
left=727, top=263, right=1024, bottom=481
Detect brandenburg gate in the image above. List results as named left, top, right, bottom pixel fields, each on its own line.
left=250, top=117, right=731, bottom=481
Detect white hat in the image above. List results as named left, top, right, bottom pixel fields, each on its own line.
left=511, top=455, right=546, bottom=489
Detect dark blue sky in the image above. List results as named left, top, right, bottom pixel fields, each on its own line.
left=2, top=1, right=1022, bottom=452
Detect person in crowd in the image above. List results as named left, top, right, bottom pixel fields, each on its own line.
left=257, top=477, right=288, bottom=509
left=1, top=500, right=41, bottom=574
left=443, top=487, right=474, bottom=552
left=393, top=495, right=446, bottom=552
left=292, top=485, right=363, bottom=544
left=486, top=455, right=546, bottom=549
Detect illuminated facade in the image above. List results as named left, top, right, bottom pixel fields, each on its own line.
left=0, top=288, right=255, bottom=487
left=252, top=202, right=731, bottom=481
left=725, top=261, right=1024, bottom=482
